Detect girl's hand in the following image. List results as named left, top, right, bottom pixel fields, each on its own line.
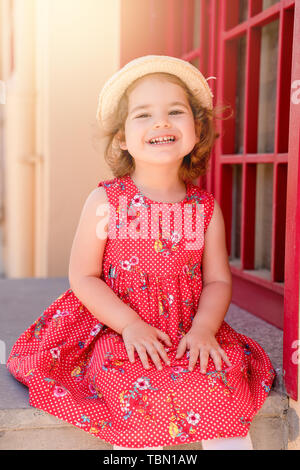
left=175, top=325, right=232, bottom=373
left=122, top=319, right=172, bottom=371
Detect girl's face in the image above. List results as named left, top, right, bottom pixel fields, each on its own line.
left=119, top=76, right=199, bottom=168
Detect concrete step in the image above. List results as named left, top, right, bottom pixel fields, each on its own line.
left=0, top=382, right=289, bottom=450
left=0, top=277, right=288, bottom=450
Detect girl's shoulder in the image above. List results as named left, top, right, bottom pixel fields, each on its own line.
left=96, top=175, right=129, bottom=205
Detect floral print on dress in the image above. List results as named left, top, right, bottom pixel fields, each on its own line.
left=153, top=231, right=181, bottom=257
left=86, top=375, right=104, bottom=400
left=29, top=312, right=48, bottom=341
left=71, top=351, right=93, bottom=382
left=182, top=259, right=201, bottom=280
left=43, top=377, right=69, bottom=398
left=120, top=376, right=159, bottom=421
left=166, top=390, right=201, bottom=443
left=169, top=365, right=190, bottom=381
left=206, top=369, right=236, bottom=399
left=75, top=414, right=112, bottom=434
left=261, top=369, right=276, bottom=393
left=120, top=255, right=140, bottom=272
left=102, top=351, right=126, bottom=374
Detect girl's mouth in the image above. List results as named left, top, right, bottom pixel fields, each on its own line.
left=147, top=136, right=177, bottom=145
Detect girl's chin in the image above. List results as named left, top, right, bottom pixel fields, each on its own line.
left=133, top=156, right=184, bottom=165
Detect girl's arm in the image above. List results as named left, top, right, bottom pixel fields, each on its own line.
left=176, top=199, right=232, bottom=372
left=68, top=186, right=140, bottom=334
left=192, top=198, right=232, bottom=333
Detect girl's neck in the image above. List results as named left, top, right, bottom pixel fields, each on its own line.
left=130, top=170, right=186, bottom=203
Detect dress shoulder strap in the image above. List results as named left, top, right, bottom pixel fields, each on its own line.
left=188, top=184, right=215, bottom=233
left=97, top=176, right=128, bottom=207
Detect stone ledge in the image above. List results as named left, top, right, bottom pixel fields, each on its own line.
left=257, top=390, right=288, bottom=417
left=0, top=391, right=288, bottom=450
left=0, top=391, right=287, bottom=432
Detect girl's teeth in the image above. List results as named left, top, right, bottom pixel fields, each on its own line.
left=150, top=137, right=175, bottom=144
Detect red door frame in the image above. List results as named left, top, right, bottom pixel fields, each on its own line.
left=282, top=0, right=300, bottom=401
left=163, top=0, right=300, bottom=400
left=214, top=0, right=299, bottom=401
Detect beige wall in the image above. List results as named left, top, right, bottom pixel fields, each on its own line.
left=1, top=0, right=36, bottom=277
left=36, top=0, right=120, bottom=277
left=1, top=0, right=120, bottom=278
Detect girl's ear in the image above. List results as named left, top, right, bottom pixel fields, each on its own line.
left=116, top=130, right=127, bottom=150
left=119, top=139, right=128, bottom=151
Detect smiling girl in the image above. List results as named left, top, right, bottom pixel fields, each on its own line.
left=7, top=55, right=275, bottom=451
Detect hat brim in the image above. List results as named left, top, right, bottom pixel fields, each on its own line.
left=96, top=55, right=214, bottom=131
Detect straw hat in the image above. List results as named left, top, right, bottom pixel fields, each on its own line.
left=96, top=55, right=215, bottom=131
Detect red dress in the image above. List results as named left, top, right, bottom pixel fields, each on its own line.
left=7, top=174, right=275, bottom=448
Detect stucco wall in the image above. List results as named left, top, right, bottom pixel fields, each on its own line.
left=1, top=0, right=120, bottom=277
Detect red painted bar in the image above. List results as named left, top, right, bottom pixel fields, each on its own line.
left=241, top=164, right=256, bottom=269
left=201, top=0, right=210, bottom=75
left=244, top=28, right=261, bottom=154
left=222, top=38, right=238, bottom=155
left=272, top=163, right=287, bottom=283
left=224, top=0, right=239, bottom=30
left=221, top=164, right=233, bottom=259
left=219, top=153, right=288, bottom=164
left=276, top=7, right=294, bottom=154
left=250, top=0, right=263, bottom=17
left=181, top=50, right=201, bottom=62
left=215, top=0, right=227, bottom=199
left=282, top=0, right=300, bottom=401
left=206, top=0, right=218, bottom=194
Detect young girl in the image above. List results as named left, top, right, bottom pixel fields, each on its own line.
left=7, top=55, right=275, bottom=451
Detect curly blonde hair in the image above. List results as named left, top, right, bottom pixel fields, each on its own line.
left=93, top=72, right=233, bottom=183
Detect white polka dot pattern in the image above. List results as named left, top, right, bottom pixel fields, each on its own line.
left=6, top=174, right=276, bottom=448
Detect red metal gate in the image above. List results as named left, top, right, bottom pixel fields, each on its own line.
left=163, top=0, right=300, bottom=400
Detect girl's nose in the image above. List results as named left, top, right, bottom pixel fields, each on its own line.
left=153, top=116, right=171, bottom=128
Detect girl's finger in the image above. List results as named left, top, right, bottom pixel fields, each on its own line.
left=210, top=349, right=222, bottom=371
left=155, top=342, right=171, bottom=365
left=175, top=338, right=186, bottom=359
left=135, top=344, right=150, bottom=370
left=188, top=348, right=199, bottom=372
left=144, top=344, right=162, bottom=370
left=200, top=349, right=209, bottom=374
left=125, top=343, right=135, bottom=363
left=218, top=348, right=232, bottom=367
left=156, top=329, right=172, bottom=347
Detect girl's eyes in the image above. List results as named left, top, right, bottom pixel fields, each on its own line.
left=135, top=110, right=184, bottom=119
left=169, top=110, right=184, bottom=115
